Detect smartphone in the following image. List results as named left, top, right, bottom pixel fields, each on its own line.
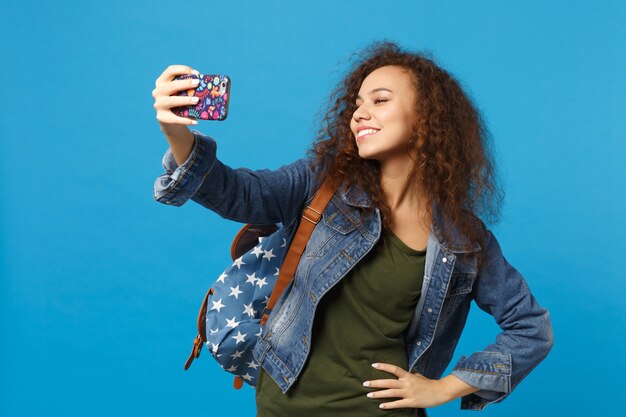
left=171, top=73, right=231, bottom=121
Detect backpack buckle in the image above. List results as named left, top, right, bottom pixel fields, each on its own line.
left=302, top=206, right=322, bottom=224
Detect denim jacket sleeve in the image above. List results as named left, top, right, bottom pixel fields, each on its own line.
left=153, top=129, right=314, bottom=228
left=450, top=229, right=554, bottom=410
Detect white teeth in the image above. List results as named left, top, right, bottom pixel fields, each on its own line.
left=358, top=128, right=379, bottom=138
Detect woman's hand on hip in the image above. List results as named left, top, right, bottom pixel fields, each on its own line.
left=362, top=362, right=456, bottom=409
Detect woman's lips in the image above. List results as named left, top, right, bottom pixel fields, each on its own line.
left=356, top=129, right=380, bottom=141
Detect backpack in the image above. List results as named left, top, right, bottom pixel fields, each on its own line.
left=184, top=176, right=337, bottom=389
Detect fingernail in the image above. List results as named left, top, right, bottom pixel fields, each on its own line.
left=191, top=120, right=198, bottom=125
left=379, top=404, right=385, bottom=409
left=367, top=393, right=373, bottom=398
left=192, top=79, right=200, bottom=85
left=191, top=69, right=200, bottom=75
left=363, top=381, right=370, bottom=387
left=372, top=363, right=379, bottom=368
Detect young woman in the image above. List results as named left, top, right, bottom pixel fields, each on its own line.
left=152, top=41, right=554, bottom=416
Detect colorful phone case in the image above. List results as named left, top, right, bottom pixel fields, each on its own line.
left=171, top=73, right=230, bottom=121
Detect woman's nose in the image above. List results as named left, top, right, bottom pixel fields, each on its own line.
left=353, top=104, right=371, bottom=121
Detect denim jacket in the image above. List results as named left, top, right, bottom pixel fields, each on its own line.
left=153, top=130, right=554, bottom=411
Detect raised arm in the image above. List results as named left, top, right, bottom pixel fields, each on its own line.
left=152, top=64, right=201, bottom=165
left=151, top=64, right=317, bottom=227
left=153, top=129, right=315, bottom=227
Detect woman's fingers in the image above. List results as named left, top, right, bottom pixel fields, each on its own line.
left=153, top=65, right=201, bottom=125
left=152, top=64, right=199, bottom=108
left=155, top=64, right=196, bottom=87
left=376, top=398, right=414, bottom=410
left=152, top=77, right=199, bottom=101
left=154, top=95, right=199, bottom=125
left=371, top=362, right=409, bottom=378
left=155, top=108, right=198, bottom=125
left=363, top=378, right=403, bottom=389
left=366, top=388, right=404, bottom=399
left=154, top=94, right=199, bottom=110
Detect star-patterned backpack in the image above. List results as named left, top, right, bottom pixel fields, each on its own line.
left=183, top=175, right=337, bottom=389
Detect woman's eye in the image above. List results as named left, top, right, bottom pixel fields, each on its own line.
left=352, top=99, right=386, bottom=109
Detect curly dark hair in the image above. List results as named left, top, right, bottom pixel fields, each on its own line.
left=306, top=40, right=504, bottom=264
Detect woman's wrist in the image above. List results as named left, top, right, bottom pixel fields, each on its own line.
left=160, top=123, right=195, bottom=166
left=437, top=374, right=480, bottom=402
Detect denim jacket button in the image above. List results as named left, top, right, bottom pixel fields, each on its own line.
left=427, top=307, right=433, bottom=313
left=442, top=257, right=447, bottom=263
left=416, top=341, right=421, bottom=345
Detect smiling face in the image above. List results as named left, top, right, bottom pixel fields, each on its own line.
left=349, top=65, right=418, bottom=168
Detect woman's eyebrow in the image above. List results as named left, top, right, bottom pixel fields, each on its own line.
left=356, top=88, right=393, bottom=100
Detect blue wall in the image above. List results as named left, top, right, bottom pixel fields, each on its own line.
left=1, top=0, right=624, bottom=415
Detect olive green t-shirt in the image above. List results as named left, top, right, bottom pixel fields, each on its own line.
left=256, top=229, right=427, bottom=417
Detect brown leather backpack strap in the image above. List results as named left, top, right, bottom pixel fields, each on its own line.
left=260, top=175, right=338, bottom=325
left=233, top=376, right=244, bottom=389
left=184, top=175, right=338, bottom=373
left=184, top=287, right=213, bottom=370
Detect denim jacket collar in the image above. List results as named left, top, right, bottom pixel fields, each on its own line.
left=339, top=181, right=372, bottom=208
left=339, top=183, right=481, bottom=254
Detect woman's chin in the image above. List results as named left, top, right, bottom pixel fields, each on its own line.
left=357, top=151, right=379, bottom=161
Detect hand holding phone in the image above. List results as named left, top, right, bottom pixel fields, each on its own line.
left=171, top=73, right=231, bottom=121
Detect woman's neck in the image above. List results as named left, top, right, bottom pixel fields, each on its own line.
left=379, top=159, right=426, bottom=212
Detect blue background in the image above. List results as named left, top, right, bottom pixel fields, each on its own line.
left=1, top=0, right=624, bottom=415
